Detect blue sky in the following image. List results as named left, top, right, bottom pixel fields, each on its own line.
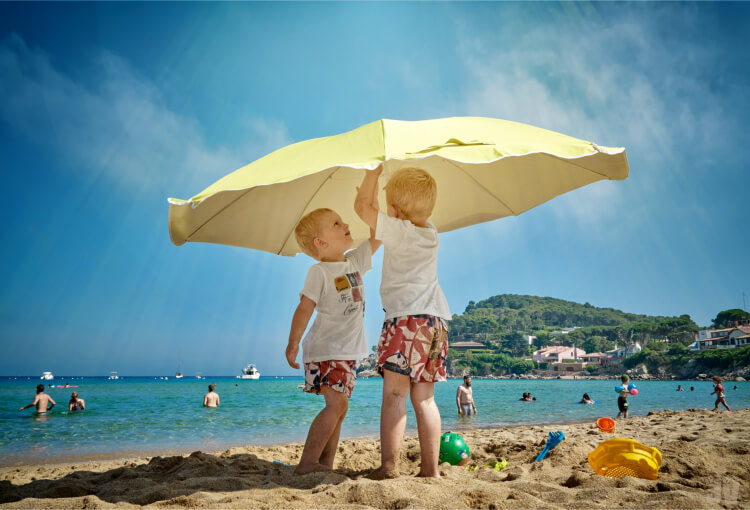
left=1, top=2, right=748, bottom=377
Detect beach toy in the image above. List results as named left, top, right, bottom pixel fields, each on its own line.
left=629, top=388, right=638, bottom=396
left=615, top=383, right=637, bottom=394
left=575, top=401, right=600, bottom=404
left=534, top=431, right=565, bottom=462
left=439, top=432, right=470, bottom=466
left=485, top=459, right=507, bottom=471
left=588, top=438, right=662, bottom=480
left=596, top=417, right=616, bottom=433
left=272, top=461, right=291, bottom=466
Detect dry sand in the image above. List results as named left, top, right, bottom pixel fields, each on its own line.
left=1, top=408, right=747, bottom=509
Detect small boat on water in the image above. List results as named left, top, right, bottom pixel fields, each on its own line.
left=108, top=371, right=119, bottom=380
left=237, top=363, right=260, bottom=380
left=175, top=357, right=183, bottom=379
left=41, top=371, right=54, bottom=380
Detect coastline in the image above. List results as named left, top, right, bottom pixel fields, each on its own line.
left=1, top=408, right=747, bottom=508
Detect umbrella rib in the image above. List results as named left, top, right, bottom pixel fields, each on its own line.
left=276, top=167, right=337, bottom=255
left=187, top=188, right=255, bottom=242
left=443, top=159, right=520, bottom=216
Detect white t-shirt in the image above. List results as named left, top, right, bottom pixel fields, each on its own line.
left=299, top=241, right=372, bottom=363
left=375, top=211, right=451, bottom=321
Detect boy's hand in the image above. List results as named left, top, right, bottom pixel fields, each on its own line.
left=286, top=343, right=300, bottom=369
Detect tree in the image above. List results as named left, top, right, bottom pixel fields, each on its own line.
left=712, top=309, right=750, bottom=329
left=502, top=332, right=528, bottom=358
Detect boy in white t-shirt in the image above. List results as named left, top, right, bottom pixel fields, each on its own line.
left=354, top=165, right=451, bottom=479
left=285, top=207, right=380, bottom=474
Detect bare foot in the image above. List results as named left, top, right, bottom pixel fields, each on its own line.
left=416, top=470, right=441, bottom=478
left=366, top=466, right=400, bottom=480
left=294, top=463, right=333, bottom=475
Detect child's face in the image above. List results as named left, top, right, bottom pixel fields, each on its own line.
left=315, top=211, right=353, bottom=258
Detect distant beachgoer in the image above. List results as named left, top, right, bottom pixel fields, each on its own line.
left=733, top=385, right=738, bottom=390
left=64, top=383, right=70, bottom=388
left=690, top=386, right=695, bottom=391
left=580, top=393, right=594, bottom=404
left=285, top=207, right=379, bottom=475
left=520, top=392, right=532, bottom=402
left=18, top=384, right=56, bottom=414
left=677, top=385, right=684, bottom=391
left=616, top=375, right=630, bottom=419
left=203, top=383, right=220, bottom=407
left=456, top=376, right=478, bottom=415
left=711, top=376, right=731, bottom=411
left=68, top=392, right=85, bottom=411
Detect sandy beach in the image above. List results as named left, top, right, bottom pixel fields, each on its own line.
left=1, top=408, right=747, bottom=509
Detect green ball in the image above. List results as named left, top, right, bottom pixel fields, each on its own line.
left=439, top=432, right=470, bottom=466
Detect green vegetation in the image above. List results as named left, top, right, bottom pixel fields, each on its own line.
left=449, top=350, right=535, bottom=376
left=443, top=296, right=748, bottom=377
left=447, top=294, right=708, bottom=376
left=712, top=309, right=750, bottom=329
left=624, top=344, right=750, bottom=374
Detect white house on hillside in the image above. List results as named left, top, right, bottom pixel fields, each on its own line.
left=692, top=326, right=750, bottom=351
left=604, top=343, right=642, bottom=363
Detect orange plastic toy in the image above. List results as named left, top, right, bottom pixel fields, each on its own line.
left=596, top=417, right=615, bottom=433
left=588, top=438, right=662, bottom=480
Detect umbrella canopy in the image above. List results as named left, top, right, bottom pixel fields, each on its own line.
left=168, top=117, right=628, bottom=256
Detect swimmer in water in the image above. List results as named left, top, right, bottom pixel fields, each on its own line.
left=68, top=392, right=85, bottom=412
left=580, top=393, right=594, bottom=404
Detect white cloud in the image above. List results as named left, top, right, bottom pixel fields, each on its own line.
left=0, top=33, right=292, bottom=198
left=454, top=9, right=738, bottom=230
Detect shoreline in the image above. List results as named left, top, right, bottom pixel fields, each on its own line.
left=2, top=406, right=747, bottom=469
left=0, top=411, right=704, bottom=469
left=1, top=408, right=748, bottom=508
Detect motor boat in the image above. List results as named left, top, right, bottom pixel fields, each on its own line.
left=108, top=371, right=119, bottom=380
left=41, top=371, right=54, bottom=380
left=237, top=363, right=260, bottom=380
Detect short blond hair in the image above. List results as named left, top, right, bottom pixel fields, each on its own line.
left=384, top=167, right=437, bottom=221
left=294, top=208, right=333, bottom=258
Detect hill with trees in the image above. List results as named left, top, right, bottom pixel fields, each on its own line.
left=446, top=294, right=702, bottom=376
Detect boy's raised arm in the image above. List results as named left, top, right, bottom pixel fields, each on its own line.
left=285, top=295, right=316, bottom=369
left=354, top=164, right=382, bottom=232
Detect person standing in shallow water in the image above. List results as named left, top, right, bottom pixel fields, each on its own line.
left=203, top=383, right=220, bottom=407
left=68, top=392, right=85, bottom=411
left=456, top=375, right=478, bottom=415
left=19, top=384, right=55, bottom=414
left=711, top=376, right=731, bottom=411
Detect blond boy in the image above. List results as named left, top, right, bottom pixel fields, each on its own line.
left=354, top=165, right=451, bottom=479
left=285, top=207, right=380, bottom=474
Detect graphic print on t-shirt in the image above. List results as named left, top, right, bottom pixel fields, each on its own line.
left=333, top=271, right=364, bottom=315
left=334, top=276, right=351, bottom=292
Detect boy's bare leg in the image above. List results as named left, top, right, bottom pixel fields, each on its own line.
left=410, top=381, right=441, bottom=478
left=319, top=389, right=349, bottom=468
left=369, top=370, right=410, bottom=479
left=296, top=387, right=348, bottom=474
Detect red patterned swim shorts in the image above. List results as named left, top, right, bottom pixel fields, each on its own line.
left=303, top=360, right=357, bottom=398
left=377, top=315, right=448, bottom=383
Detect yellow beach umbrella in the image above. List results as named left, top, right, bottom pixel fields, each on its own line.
left=168, top=117, right=628, bottom=256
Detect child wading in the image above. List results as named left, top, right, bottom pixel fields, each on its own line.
left=711, top=376, right=731, bottom=411
left=615, top=374, right=630, bottom=419
left=285, top=207, right=380, bottom=474
left=355, top=165, right=451, bottom=479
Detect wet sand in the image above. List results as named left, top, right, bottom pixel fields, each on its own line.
left=1, top=408, right=747, bottom=508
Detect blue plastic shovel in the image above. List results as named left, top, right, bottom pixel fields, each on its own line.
left=534, top=431, right=565, bottom=462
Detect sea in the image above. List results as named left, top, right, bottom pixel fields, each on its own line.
left=1, top=376, right=748, bottom=466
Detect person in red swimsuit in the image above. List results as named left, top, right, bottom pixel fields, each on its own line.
left=711, top=376, right=731, bottom=411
